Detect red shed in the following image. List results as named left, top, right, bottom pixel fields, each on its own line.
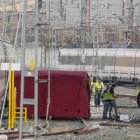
left=15, top=70, right=90, bottom=119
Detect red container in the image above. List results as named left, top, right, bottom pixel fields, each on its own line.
left=15, top=70, right=90, bottom=119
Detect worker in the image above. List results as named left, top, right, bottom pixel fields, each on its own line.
left=101, top=84, right=112, bottom=119
left=93, top=78, right=104, bottom=107
left=89, top=77, right=94, bottom=94
left=109, top=84, right=119, bottom=119
left=88, top=77, right=94, bottom=101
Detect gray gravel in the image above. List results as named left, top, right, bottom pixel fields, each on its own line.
left=1, top=86, right=140, bottom=140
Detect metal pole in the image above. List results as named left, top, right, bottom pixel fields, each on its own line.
left=88, top=0, right=90, bottom=27
left=53, top=0, right=57, bottom=68
left=114, top=48, right=118, bottom=78
left=54, top=23, right=56, bottom=68
left=46, top=0, right=51, bottom=125
left=8, top=68, right=11, bottom=129
left=96, top=0, right=99, bottom=77
left=122, top=0, right=124, bottom=16
left=2, top=0, right=6, bottom=35
left=34, top=0, right=39, bottom=133
left=134, top=50, right=138, bottom=78
left=52, top=19, right=56, bottom=68
left=92, top=34, right=95, bottom=75
left=19, top=0, right=26, bottom=139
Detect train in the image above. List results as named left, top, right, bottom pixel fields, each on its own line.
left=58, top=48, right=140, bottom=85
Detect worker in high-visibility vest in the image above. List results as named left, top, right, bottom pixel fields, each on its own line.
left=93, top=78, right=104, bottom=107
left=88, top=77, right=94, bottom=101
left=89, top=78, right=94, bottom=94
left=109, top=84, right=119, bottom=119
left=101, top=84, right=115, bottom=119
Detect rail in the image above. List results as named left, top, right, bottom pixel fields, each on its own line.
left=0, top=119, right=97, bottom=139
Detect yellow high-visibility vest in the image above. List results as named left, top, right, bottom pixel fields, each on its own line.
left=90, top=81, right=94, bottom=87
left=95, top=82, right=103, bottom=90
left=102, top=91, right=115, bottom=101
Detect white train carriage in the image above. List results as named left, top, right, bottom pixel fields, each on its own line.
left=58, top=48, right=140, bottom=84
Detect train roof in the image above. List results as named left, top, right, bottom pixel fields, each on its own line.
left=59, top=48, right=140, bottom=57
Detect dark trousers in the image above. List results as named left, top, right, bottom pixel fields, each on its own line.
left=109, top=100, right=118, bottom=118
left=95, top=92, right=101, bottom=106
left=102, top=101, right=110, bottom=119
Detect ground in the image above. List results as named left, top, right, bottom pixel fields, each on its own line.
left=0, top=86, right=140, bottom=140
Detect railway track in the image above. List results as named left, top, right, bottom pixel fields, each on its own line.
left=0, top=86, right=139, bottom=139
left=0, top=119, right=99, bottom=139
left=0, top=131, right=31, bottom=140
left=100, top=122, right=140, bottom=127
left=115, top=94, right=137, bottom=100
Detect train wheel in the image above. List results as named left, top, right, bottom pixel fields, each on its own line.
left=137, top=92, right=140, bottom=107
